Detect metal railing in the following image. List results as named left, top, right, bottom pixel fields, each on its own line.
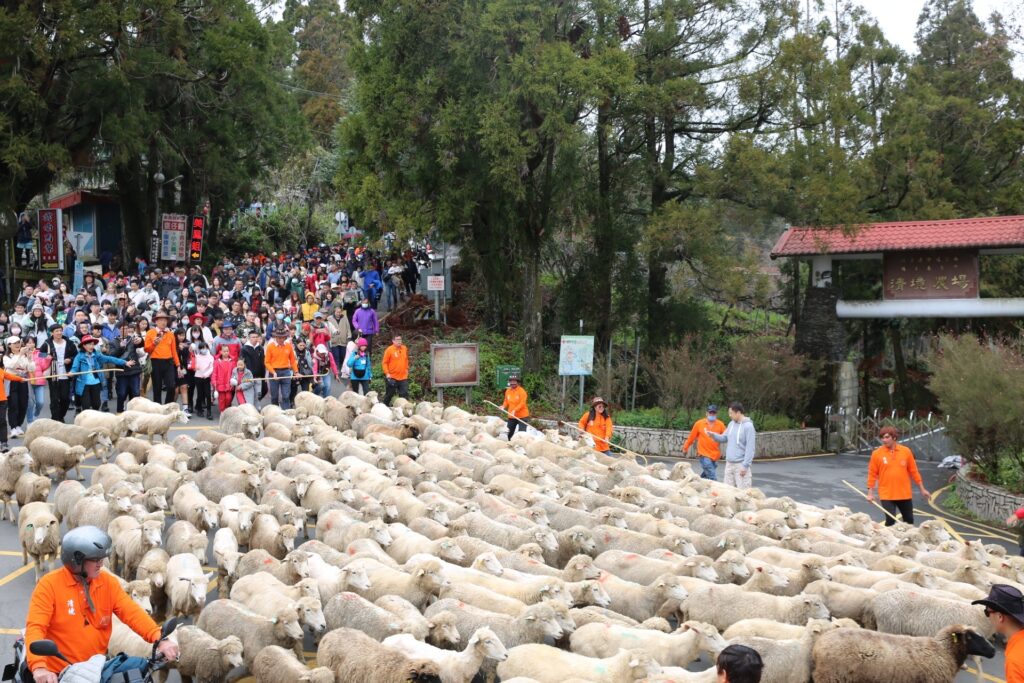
left=824, top=405, right=953, bottom=462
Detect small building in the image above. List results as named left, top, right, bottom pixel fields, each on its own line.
left=48, top=189, right=123, bottom=263
left=771, top=215, right=1024, bottom=320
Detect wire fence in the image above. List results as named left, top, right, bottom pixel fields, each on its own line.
left=825, top=405, right=954, bottom=462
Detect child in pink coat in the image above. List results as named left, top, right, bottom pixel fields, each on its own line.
left=212, top=345, right=236, bottom=414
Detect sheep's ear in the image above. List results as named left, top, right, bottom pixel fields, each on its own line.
left=629, top=658, right=640, bottom=667
left=207, top=645, right=220, bottom=651
left=524, top=615, right=536, bottom=621
left=271, top=617, right=278, bottom=624
left=417, top=568, right=426, bottom=576
left=469, top=633, right=480, bottom=645
left=684, top=560, right=696, bottom=567
left=755, top=566, right=763, bottom=573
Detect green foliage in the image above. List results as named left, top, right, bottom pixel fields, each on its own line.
left=614, top=407, right=798, bottom=432
left=928, top=334, right=1024, bottom=485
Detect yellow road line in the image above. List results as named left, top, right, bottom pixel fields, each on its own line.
left=966, top=665, right=1005, bottom=683
left=0, top=628, right=22, bottom=635
left=0, top=551, right=23, bottom=557
left=928, top=485, right=1017, bottom=542
left=0, top=562, right=35, bottom=587
left=663, top=452, right=836, bottom=463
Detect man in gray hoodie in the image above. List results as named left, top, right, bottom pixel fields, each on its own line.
left=706, top=402, right=757, bottom=489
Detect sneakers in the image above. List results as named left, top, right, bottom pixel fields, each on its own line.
left=10, top=427, right=23, bottom=438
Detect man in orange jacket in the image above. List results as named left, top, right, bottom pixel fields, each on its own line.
left=866, top=425, right=930, bottom=526
left=501, top=374, right=529, bottom=440
left=683, top=404, right=726, bottom=480
left=381, top=334, right=409, bottom=406
left=24, top=526, right=178, bottom=683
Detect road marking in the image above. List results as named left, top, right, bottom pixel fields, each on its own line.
left=0, top=562, right=35, bottom=587
left=661, top=452, right=836, bottom=463
left=0, top=551, right=23, bottom=557
left=928, top=485, right=1017, bottom=543
left=0, top=628, right=21, bottom=635
left=966, top=664, right=1005, bottom=683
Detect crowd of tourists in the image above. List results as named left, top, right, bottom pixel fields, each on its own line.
left=0, top=242, right=426, bottom=449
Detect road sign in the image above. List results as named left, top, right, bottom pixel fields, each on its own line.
left=496, top=365, right=522, bottom=389
left=37, top=209, right=63, bottom=270
left=427, top=275, right=445, bottom=291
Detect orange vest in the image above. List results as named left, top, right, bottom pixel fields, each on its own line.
left=264, top=340, right=298, bottom=372
left=867, top=443, right=922, bottom=500
left=382, top=344, right=409, bottom=381
left=144, top=328, right=179, bottom=365
left=683, top=417, right=726, bottom=460
left=502, top=386, right=529, bottom=418
left=26, top=567, right=160, bottom=674
left=1007, top=629, right=1024, bottom=683
left=578, top=411, right=613, bottom=451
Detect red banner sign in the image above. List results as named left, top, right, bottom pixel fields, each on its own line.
left=37, top=209, right=63, bottom=270
left=189, top=215, right=205, bottom=262
left=883, top=250, right=979, bottom=300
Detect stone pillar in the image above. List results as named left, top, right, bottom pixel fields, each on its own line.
left=836, top=361, right=858, bottom=449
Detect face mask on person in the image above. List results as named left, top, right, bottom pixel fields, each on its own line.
left=199, top=348, right=209, bottom=355
left=707, top=414, right=717, bottom=423
left=276, top=313, right=285, bottom=320
left=361, top=303, right=369, bottom=309
left=10, top=326, right=21, bottom=335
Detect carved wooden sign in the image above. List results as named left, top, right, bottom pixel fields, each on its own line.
left=882, top=250, right=979, bottom=300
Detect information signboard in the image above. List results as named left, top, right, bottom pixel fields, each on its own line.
left=427, top=275, right=445, bottom=291
left=160, top=213, right=188, bottom=262
left=558, top=335, right=594, bottom=376
left=431, top=343, right=480, bottom=387
left=189, top=215, right=206, bottom=262
left=496, top=365, right=522, bottom=389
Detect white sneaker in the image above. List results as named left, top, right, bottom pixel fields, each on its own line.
left=10, top=427, right=23, bottom=437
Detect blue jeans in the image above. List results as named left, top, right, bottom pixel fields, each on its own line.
left=698, top=456, right=717, bottom=480
left=116, top=374, right=141, bottom=412
left=26, top=385, right=44, bottom=423
left=269, top=369, right=293, bottom=409
left=385, top=281, right=399, bottom=309
left=315, top=373, right=332, bottom=397
left=101, top=654, right=148, bottom=682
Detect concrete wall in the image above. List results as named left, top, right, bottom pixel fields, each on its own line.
left=535, top=419, right=822, bottom=459
left=956, top=465, right=1024, bottom=527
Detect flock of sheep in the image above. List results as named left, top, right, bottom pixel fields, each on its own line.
left=0, top=389, right=1010, bottom=683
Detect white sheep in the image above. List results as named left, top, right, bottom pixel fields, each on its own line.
left=871, top=589, right=994, bottom=639
left=220, top=405, right=264, bottom=439
left=211, top=527, right=242, bottom=592
left=592, top=571, right=690, bottom=622
left=323, top=591, right=405, bottom=640
left=196, top=598, right=305, bottom=670
left=25, top=419, right=114, bottom=464
left=316, top=627, right=442, bottom=683
left=0, top=448, right=31, bottom=522
left=28, top=436, right=87, bottom=480
left=14, top=472, right=51, bottom=508
left=75, top=409, right=129, bottom=442
left=249, top=513, right=299, bottom=559
left=252, top=645, right=334, bottom=683
left=382, top=627, right=509, bottom=683
left=729, top=618, right=840, bottom=683
left=173, top=625, right=244, bottom=683
left=123, top=408, right=189, bottom=442
left=424, top=599, right=566, bottom=647
left=569, top=620, right=726, bottom=668
left=125, top=396, right=183, bottom=415
left=171, top=482, right=221, bottom=532
left=18, top=501, right=59, bottom=581
left=374, top=594, right=433, bottom=641
left=496, top=645, right=659, bottom=683
left=682, top=585, right=830, bottom=631
left=66, top=489, right=133, bottom=529
left=235, top=548, right=314, bottom=585
left=164, top=520, right=209, bottom=563
left=108, top=514, right=163, bottom=577
left=165, top=553, right=212, bottom=619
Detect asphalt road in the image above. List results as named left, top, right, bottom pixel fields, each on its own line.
left=0, top=414, right=1010, bottom=682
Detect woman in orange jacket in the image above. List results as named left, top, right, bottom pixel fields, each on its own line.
left=501, top=374, right=529, bottom=440
left=578, top=397, right=613, bottom=452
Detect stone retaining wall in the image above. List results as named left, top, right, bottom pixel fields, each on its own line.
left=534, top=419, right=822, bottom=459
left=955, top=465, right=1024, bottom=525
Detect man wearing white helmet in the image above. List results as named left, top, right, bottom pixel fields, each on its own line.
left=24, top=526, right=178, bottom=683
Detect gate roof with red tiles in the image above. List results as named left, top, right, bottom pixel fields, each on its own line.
left=770, top=215, right=1024, bottom=258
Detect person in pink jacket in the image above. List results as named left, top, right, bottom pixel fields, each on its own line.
left=189, top=342, right=215, bottom=419
left=26, top=337, right=52, bottom=425
left=212, top=345, right=237, bottom=414
left=312, top=343, right=339, bottom=397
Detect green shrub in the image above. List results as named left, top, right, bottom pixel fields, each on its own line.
left=928, top=334, right=1024, bottom=486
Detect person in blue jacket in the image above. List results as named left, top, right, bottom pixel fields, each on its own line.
left=71, top=335, right=134, bottom=410
left=346, top=337, right=372, bottom=395
left=360, top=266, right=383, bottom=309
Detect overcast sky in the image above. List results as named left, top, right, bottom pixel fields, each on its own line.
left=857, top=0, right=1018, bottom=53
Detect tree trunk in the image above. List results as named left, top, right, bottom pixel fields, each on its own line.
left=889, top=325, right=910, bottom=412
left=521, top=236, right=543, bottom=372
left=593, top=94, right=614, bottom=349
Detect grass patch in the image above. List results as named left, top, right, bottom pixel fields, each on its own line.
left=940, top=486, right=969, bottom=517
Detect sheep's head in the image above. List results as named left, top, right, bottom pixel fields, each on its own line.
left=411, top=560, right=449, bottom=593
left=533, top=528, right=559, bottom=552
left=141, top=520, right=163, bottom=548
left=624, top=650, right=660, bottom=680
left=145, top=488, right=168, bottom=511
left=654, top=575, right=689, bottom=603
left=272, top=606, right=305, bottom=642
left=568, top=529, right=596, bottom=555
left=469, top=627, right=508, bottom=662
left=580, top=581, right=611, bottom=607
left=295, top=596, right=326, bottom=633
left=523, top=604, right=563, bottom=639
left=564, top=554, right=600, bottom=580
left=681, top=621, right=728, bottom=657
left=596, top=507, right=627, bottom=528
left=800, top=558, right=831, bottom=582
left=684, top=557, right=719, bottom=583
left=799, top=595, right=830, bottom=620
left=473, top=552, right=503, bottom=576
left=426, top=504, right=449, bottom=527
left=437, top=539, right=466, bottom=564
left=128, top=581, right=153, bottom=614
left=216, top=635, right=244, bottom=670
left=426, top=611, right=461, bottom=646
left=517, top=543, right=544, bottom=560
left=24, top=514, right=59, bottom=547
left=715, top=550, right=749, bottom=580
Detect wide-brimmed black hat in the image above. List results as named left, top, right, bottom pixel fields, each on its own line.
left=972, top=584, right=1024, bottom=623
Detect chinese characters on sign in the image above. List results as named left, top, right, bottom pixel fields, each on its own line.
left=189, top=215, right=206, bottom=262
left=159, top=214, right=188, bottom=262
left=37, top=209, right=63, bottom=270
left=882, top=250, right=979, bottom=300
left=559, top=336, right=595, bottom=376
